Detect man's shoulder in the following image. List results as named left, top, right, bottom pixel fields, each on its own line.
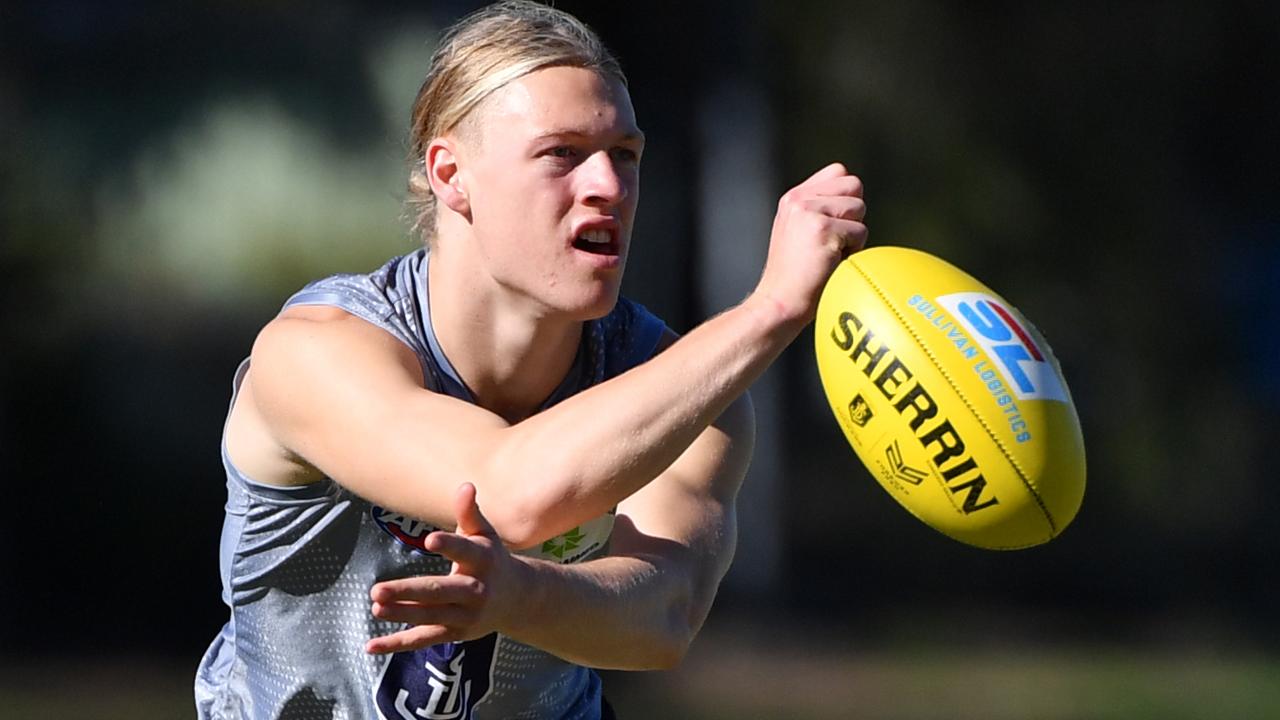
left=253, top=309, right=424, bottom=387
left=285, top=251, right=421, bottom=308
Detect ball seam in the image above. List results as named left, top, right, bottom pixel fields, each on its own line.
left=850, top=257, right=1059, bottom=540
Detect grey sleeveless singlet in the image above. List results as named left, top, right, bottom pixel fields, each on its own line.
left=195, top=250, right=667, bottom=719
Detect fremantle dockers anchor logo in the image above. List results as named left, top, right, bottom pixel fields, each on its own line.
left=375, top=636, right=496, bottom=720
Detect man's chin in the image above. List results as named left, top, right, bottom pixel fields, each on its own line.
left=569, top=285, right=623, bottom=322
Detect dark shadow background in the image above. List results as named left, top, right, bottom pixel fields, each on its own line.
left=2, top=0, right=1278, bottom=716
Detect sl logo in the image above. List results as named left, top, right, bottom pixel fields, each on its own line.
left=542, top=527, right=586, bottom=559
left=937, top=292, right=1068, bottom=403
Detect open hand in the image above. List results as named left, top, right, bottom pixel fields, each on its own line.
left=366, top=483, right=523, bottom=654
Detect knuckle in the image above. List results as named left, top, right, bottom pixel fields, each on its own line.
left=807, top=213, right=833, bottom=235
left=779, top=189, right=806, bottom=211
left=847, top=198, right=867, bottom=219
left=462, top=576, right=487, bottom=598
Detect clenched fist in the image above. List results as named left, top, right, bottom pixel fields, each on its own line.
left=751, top=163, right=867, bottom=325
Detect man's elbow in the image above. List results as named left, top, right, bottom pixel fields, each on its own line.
left=645, top=630, right=693, bottom=671
left=484, top=508, right=545, bottom=551
left=470, top=470, right=571, bottom=549
left=485, top=496, right=593, bottom=550
left=476, top=453, right=593, bottom=550
left=641, top=593, right=700, bottom=670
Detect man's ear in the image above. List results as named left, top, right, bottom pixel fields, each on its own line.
left=425, top=138, right=470, bottom=216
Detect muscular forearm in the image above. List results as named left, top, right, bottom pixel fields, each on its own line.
left=366, top=481, right=733, bottom=667
left=485, top=297, right=796, bottom=546
left=255, top=300, right=785, bottom=549
left=481, top=166, right=863, bottom=545
left=256, top=165, right=862, bottom=550
left=503, top=552, right=699, bottom=670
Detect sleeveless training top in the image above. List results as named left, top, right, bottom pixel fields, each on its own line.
left=195, top=249, right=668, bottom=720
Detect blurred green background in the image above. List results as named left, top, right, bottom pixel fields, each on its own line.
left=2, top=1, right=1278, bottom=717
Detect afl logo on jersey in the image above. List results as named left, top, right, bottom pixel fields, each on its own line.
left=372, top=506, right=441, bottom=555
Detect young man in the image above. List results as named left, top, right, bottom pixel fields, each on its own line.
left=195, top=2, right=866, bottom=718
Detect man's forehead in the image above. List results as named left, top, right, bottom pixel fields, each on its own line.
left=478, top=66, right=639, bottom=137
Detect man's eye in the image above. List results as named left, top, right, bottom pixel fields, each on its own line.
left=549, top=146, right=576, bottom=158
left=611, top=147, right=639, bottom=164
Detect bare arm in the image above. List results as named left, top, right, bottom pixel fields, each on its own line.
left=367, top=392, right=754, bottom=669
left=241, top=164, right=864, bottom=547
left=246, top=292, right=772, bottom=549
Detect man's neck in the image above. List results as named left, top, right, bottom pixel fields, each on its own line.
left=427, top=245, right=583, bottom=424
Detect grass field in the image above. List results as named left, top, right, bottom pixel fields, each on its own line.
left=606, top=645, right=1280, bottom=719
left=5, top=620, right=1276, bottom=720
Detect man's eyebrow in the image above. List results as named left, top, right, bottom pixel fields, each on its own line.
left=530, top=129, right=646, bottom=144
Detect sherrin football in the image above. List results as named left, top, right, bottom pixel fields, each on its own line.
left=814, top=246, right=1085, bottom=549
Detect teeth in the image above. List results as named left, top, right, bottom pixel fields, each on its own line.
left=579, top=229, right=610, bottom=244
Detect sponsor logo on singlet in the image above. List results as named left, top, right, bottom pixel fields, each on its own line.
left=519, top=513, right=614, bottom=564
left=374, top=636, right=497, bottom=720
left=372, top=506, right=442, bottom=555
left=542, top=526, right=586, bottom=559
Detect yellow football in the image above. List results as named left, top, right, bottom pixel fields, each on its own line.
left=814, top=246, right=1085, bottom=549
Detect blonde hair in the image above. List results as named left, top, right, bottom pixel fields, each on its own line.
left=406, top=1, right=626, bottom=243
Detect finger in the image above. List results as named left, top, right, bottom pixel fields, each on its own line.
left=834, top=220, right=870, bottom=257
left=798, top=162, right=850, bottom=188
left=804, top=214, right=868, bottom=257
left=424, top=530, right=493, bottom=570
left=801, top=196, right=866, bottom=223
left=372, top=600, right=477, bottom=629
left=366, top=624, right=455, bottom=655
left=808, top=173, right=863, bottom=199
left=453, top=482, right=498, bottom=539
left=371, top=574, right=485, bottom=604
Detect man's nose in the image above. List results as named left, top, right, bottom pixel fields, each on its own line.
left=579, top=151, right=627, bottom=207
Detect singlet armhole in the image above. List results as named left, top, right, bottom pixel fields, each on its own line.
left=219, top=358, right=337, bottom=501
left=221, top=305, right=436, bottom=500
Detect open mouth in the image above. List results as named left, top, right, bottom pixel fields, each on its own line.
left=572, top=229, right=620, bottom=256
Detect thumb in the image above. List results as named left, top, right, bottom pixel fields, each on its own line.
left=454, top=482, right=498, bottom=539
